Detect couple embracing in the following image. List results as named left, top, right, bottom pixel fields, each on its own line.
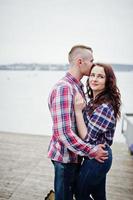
left=48, top=45, right=121, bottom=200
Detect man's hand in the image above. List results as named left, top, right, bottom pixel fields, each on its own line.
left=95, top=144, right=108, bottom=163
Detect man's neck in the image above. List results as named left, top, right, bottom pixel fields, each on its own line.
left=68, top=66, right=83, bottom=81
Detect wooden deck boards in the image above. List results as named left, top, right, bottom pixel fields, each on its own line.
left=0, top=132, right=132, bottom=200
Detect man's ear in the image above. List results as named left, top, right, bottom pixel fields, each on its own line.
left=77, top=58, right=82, bottom=65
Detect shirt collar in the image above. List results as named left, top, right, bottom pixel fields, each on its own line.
left=65, top=72, right=84, bottom=89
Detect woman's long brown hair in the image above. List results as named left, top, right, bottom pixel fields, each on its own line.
left=86, top=63, right=121, bottom=120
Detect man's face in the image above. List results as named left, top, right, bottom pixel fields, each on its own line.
left=80, top=51, right=94, bottom=76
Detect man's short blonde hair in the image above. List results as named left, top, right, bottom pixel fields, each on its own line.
left=68, top=45, right=93, bottom=64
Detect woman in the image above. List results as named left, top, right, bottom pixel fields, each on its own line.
left=74, top=63, right=121, bottom=200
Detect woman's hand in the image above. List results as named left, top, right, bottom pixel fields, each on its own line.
left=74, top=93, right=86, bottom=112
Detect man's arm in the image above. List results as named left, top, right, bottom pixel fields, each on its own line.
left=51, top=84, right=107, bottom=160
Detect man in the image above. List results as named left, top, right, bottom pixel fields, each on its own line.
left=48, top=45, right=108, bottom=200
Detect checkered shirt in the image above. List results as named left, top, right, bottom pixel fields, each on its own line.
left=83, top=101, right=116, bottom=146
left=48, top=72, right=98, bottom=163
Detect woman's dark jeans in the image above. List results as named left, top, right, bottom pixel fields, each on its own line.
left=52, top=161, right=80, bottom=200
left=75, top=145, right=112, bottom=200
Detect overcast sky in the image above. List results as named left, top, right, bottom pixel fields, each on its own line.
left=0, top=0, right=133, bottom=64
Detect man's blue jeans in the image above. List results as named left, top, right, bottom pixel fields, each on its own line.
left=52, top=161, right=80, bottom=200
left=75, top=146, right=112, bottom=200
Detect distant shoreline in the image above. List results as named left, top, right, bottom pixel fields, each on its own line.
left=0, top=63, right=133, bottom=71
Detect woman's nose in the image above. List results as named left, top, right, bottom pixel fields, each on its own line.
left=93, top=76, right=98, bottom=81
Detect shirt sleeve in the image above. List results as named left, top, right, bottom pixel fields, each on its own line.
left=51, top=84, right=98, bottom=158
left=84, top=104, right=116, bottom=145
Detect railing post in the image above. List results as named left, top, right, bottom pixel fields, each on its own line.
left=121, top=113, right=133, bottom=155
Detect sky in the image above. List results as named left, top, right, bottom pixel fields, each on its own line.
left=0, top=0, right=133, bottom=65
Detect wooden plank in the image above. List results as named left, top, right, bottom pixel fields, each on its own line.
left=0, top=132, right=132, bottom=200
left=107, top=142, right=133, bottom=200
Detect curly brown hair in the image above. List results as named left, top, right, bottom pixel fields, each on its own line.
left=86, top=63, right=121, bottom=120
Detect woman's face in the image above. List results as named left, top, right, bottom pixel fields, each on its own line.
left=89, top=66, right=106, bottom=96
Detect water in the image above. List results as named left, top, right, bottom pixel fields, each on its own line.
left=0, top=70, right=133, bottom=143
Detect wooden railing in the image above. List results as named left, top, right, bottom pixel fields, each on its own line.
left=121, top=113, right=133, bottom=155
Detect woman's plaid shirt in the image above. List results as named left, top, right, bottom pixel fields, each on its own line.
left=48, top=73, right=98, bottom=163
left=83, top=101, right=116, bottom=146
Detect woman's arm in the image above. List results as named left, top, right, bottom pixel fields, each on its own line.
left=74, top=93, right=88, bottom=140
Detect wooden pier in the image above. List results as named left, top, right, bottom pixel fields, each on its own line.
left=0, top=132, right=132, bottom=200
